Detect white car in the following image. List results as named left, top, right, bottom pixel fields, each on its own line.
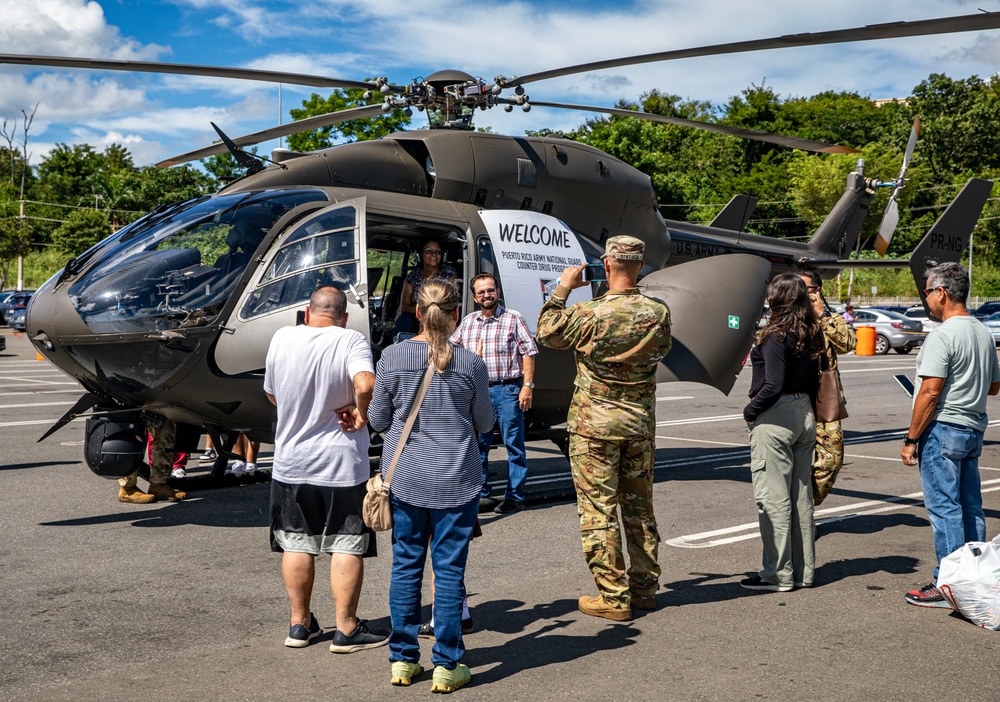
left=904, top=306, right=941, bottom=333
left=853, top=308, right=927, bottom=354
left=981, top=312, right=1000, bottom=345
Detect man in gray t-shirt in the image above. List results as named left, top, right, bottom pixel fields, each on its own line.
left=901, top=263, right=1000, bottom=608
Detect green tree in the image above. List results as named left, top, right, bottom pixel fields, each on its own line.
left=51, top=208, right=113, bottom=256
left=0, top=215, right=32, bottom=289
left=286, top=87, right=411, bottom=151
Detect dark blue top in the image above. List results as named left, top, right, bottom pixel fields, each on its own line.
left=368, top=340, right=495, bottom=509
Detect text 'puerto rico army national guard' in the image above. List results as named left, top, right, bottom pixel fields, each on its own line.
left=536, top=235, right=672, bottom=621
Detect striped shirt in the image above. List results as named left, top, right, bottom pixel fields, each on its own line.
left=449, top=305, right=538, bottom=382
left=368, top=339, right=495, bottom=509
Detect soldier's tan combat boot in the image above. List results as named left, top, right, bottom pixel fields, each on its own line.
left=578, top=595, right=632, bottom=621
left=148, top=484, right=187, bottom=501
left=118, top=486, right=155, bottom=504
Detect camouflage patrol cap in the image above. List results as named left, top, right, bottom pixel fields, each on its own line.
left=601, top=235, right=645, bottom=261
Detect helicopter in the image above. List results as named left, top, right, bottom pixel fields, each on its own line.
left=8, top=11, right=997, bottom=484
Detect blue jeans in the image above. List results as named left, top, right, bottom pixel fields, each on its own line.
left=388, top=494, right=479, bottom=669
left=917, top=420, right=986, bottom=578
left=478, top=382, right=528, bottom=502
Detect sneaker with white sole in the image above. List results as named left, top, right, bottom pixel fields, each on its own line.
left=329, top=619, right=388, bottom=653
left=740, top=575, right=793, bottom=592
left=199, top=449, right=218, bottom=462
left=285, top=613, right=322, bottom=647
left=244, top=462, right=258, bottom=475
left=226, top=460, right=246, bottom=475
left=905, top=582, right=951, bottom=608
left=171, top=467, right=187, bottom=479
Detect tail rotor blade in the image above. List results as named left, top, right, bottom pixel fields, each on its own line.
left=902, top=116, right=921, bottom=172
left=874, top=198, right=899, bottom=256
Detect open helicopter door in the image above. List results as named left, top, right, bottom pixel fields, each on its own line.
left=213, top=198, right=368, bottom=375
left=641, top=254, right=771, bottom=395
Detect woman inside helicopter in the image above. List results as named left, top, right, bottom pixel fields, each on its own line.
left=391, top=236, right=456, bottom=339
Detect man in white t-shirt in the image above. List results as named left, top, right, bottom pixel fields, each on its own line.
left=901, top=263, right=1000, bottom=608
left=264, top=286, right=387, bottom=653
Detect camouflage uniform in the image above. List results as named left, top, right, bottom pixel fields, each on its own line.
left=118, top=412, right=174, bottom=489
left=813, top=314, right=855, bottom=505
left=536, top=237, right=672, bottom=610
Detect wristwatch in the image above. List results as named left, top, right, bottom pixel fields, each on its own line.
left=903, top=435, right=919, bottom=446
left=525, top=382, right=535, bottom=389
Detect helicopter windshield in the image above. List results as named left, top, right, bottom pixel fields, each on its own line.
left=68, top=189, right=328, bottom=334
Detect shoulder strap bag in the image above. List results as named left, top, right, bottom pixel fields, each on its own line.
left=362, top=364, right=436, bottom=531
left=815, top=350, right=848, bottom=423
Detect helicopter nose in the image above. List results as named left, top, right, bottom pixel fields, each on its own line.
left=26, top=278, right=91, bottom=367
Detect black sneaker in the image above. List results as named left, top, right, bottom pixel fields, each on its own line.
left=329, top=619, right=389, bottom=653
left=285, top=613, right=322, bottom=648
left=418, top=617, right=475, bottom=640
left=739, top=575, right=793, bottom=593
left=905, top=582, right=951, bottom=609
left=494, top=499, right=524, bottom=515
left=199, top=448, right=218, bottom=462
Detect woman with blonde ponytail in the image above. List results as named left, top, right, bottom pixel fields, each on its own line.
left=368, top=280, right=494, bottom=691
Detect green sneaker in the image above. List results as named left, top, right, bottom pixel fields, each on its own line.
left=391, top=660, right=423, bottom=686
left=431, top=663, right=471, bottom=693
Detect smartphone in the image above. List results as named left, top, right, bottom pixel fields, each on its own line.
left=582, top=262, right=606, bottom=283
left=894, top=374, right=915, bottom=398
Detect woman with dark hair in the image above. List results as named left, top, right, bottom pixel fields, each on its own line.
left=392, top=237, right=457, bottom=337
left=741, top=273, right=824, bottom=593
left=369, top=280, right=494, bottom=692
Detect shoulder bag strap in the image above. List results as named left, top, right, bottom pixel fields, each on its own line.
left=383, top=363, right=436, bottom=488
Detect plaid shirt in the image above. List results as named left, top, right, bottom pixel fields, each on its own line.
left=450, top=305, right=538, bottom=382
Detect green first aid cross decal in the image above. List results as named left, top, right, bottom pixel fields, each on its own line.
left=728, top=315, right=739, bottom=329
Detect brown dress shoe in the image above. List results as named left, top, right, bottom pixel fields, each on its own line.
left=578, top=595, right=632, bottom=621
left=631, top=594, right=657, bottom=611
left=148, top=484, right=187, bottom=501
left=118, top=486, right=156, bottom=504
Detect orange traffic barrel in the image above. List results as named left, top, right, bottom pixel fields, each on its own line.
left=856, top=325, right=876, bottom=356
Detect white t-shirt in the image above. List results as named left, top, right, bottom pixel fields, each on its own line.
left=264, top=324, right=374, bottom=486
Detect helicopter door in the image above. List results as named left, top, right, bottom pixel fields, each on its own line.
left=214, top=198, right=368, bottom=375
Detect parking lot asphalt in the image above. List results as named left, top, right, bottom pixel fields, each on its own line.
left=1, top=330, right=999, bottom=702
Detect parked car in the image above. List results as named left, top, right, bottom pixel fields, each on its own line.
left=0, top=291, right=15, bottom=325
left=866, top=305, right=910, bottom=315
left=853, top=308, right=927, bottom=354
left=2, top=291, right=33, bottom=327
left=903, top=306, right=941, bottom=333
left=981, top=312, right=1000, bottom=345
left=974, top=301, right=1000, bottom=319
left=7, top=308, right=27, bottom=331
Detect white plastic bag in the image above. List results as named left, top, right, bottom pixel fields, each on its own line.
left=937, top=534, right=1000, bottom=630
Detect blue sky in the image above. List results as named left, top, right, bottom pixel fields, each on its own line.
left=1, top=0, right=998, bottom=166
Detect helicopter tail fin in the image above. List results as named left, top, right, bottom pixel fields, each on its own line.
left=909, top=177, right=994, bottom=294
left=806, top=169, right=875, bottom=258
left=710, top=195, right=758, bottom=231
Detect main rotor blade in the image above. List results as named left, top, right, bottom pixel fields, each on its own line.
left=156, top=103, right=389, bottom=167
left=0, top=53, right=375, bottom=90
left=511, top=13, right=1000, bottom=86
left=530, top=101, right=858, bottom=154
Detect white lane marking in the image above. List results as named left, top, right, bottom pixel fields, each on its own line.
left=0, top=379, right=79, bottom=386
left=655, top=414, right=743, bottom=427
left=666, top=478, right=1000, bottom=548
left=0, top=417, right=85, bottom=428
left=0, top=390, right=84, bottom=396
left=0, top=401, right=76, bottom=409
left=656, top=396, right=694, bottom=402
left=840, top=366, right=917, bottom=374
left=657, top=436, right=746, bottom=448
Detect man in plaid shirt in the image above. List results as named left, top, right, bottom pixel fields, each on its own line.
left=451, top=273, right=538, bottom=514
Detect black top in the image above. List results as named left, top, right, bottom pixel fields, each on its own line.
left=744, top=333, right=820, bottom=422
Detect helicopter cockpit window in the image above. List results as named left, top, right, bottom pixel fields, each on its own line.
left=67, top=189, right=328, bottom=334
left=240, top=207, right=360, bottom=320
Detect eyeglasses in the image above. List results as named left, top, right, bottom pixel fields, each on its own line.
left=923, top=286, right=942, bottom=296
left=423, top=248, right=442, bottom=256
left=474, top=288, right=497, bottom=297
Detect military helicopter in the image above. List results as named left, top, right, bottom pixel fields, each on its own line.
left=8, top=12, right=997, bottom=483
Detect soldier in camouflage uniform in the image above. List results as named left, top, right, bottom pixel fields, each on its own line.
left=537, top=236, right=671, bottom=621
left=117, top=412, right=188, bottom=504
left=798, top=271, right=855, bottom=505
